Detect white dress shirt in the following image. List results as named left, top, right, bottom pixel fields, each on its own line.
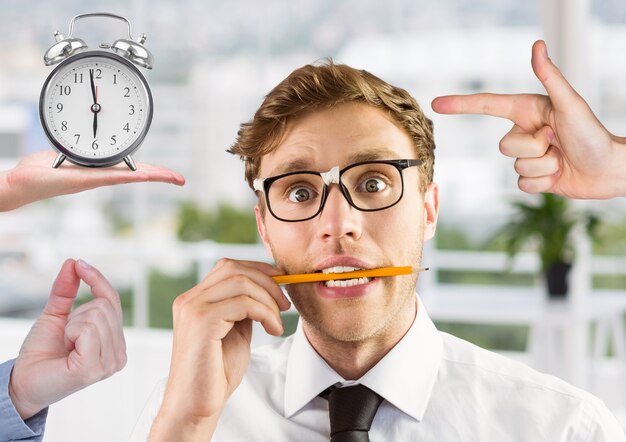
left=130, top=296, right=625, bottom=441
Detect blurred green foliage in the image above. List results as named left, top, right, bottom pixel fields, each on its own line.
left=435, top=223, right=533, bottom=287
left=492, top=194, right=599, bottom=272
left=592, top=218, right=626, bottom=255
left=435, top=322, right=529, bottom=351
left=436, top=215, right=626, bottom=290
left=437, top=270, right=535, bottom=287
left=177, top=202, right=258, bottom=244
left=436, top=224, right=483, bottom=250
left=281, top=312, right=300, bottom=337
left=148, top=266, right=198, bottom=329
left=593, top=275, right=626, bottom=290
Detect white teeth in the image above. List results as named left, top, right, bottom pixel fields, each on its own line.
left=324, top=277, right=371, bottom=288
left=319, top=266, right=371, bottom=288
left=321, top=266, right=361, bottom=274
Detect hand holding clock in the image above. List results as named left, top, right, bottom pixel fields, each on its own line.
left=0, top=149, right=185, bottom=212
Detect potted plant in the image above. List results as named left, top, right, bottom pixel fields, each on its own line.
left=494, top=193, right=599, bottom=298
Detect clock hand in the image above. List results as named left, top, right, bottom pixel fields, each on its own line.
left=89, top=69, right=97, bottom=104
left=93, top=110, right=98, bottom=139
left=89, top=70, right=100, bottom=139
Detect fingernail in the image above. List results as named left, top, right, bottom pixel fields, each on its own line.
left=77, top=259, right=92, bottom=270
left=542, top=42, right=549, bottom=59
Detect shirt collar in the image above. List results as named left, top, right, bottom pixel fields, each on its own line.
left=284, top=295, right=442, bottom=421
left=284, top=318, right=343, bottom=418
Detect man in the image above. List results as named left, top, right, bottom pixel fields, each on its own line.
left=432, top=40, right=626, bottom=200
left=133, top=61, right=624, bottom=440
left=0, top=151, right=184, bottom=441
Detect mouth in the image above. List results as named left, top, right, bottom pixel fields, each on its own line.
left=318, top=266, right=373, bottom=288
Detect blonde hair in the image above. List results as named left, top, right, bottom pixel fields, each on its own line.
left=228, top=60, right=435, bottom=193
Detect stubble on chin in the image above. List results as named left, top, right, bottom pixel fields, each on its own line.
left=287, top=274, right=418, bottom=344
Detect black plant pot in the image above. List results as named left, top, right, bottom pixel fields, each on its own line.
left=545, top=261, right=572, bottom=298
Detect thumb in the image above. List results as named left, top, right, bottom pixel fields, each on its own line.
left=531, top=40, right=582, bottom=108
left=44, top=258, right=80, bottom=318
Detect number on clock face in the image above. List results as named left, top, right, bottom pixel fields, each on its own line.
left=42, top=54, right=151, bottom=159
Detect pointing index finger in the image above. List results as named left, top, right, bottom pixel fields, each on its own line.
left=432, top=93, right=518, bottom=120
left=432, top=92, right=551, bottom=132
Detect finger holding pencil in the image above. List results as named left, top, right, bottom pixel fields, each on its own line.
left=272, top=266, right=429, bottom=285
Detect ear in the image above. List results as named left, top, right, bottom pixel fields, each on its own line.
left=423, top=182, right=439, bottom=241
left=255, top=205, right=274, bottom=259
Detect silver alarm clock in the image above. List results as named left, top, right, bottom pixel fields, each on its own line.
left=39, top=13, right=154, bottom=170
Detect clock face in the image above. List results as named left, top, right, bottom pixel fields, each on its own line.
left=39, top=51, right=153, bottom=166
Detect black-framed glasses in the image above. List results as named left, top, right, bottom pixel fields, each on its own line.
left=253, top=159, right=423, bottom=222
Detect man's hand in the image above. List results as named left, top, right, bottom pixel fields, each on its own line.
left=0, top=150, right=186, bottom=212
left=431, top=40, right=626, bottom=200
left=149, top=259, right=291, bottom=441
left=8, top=258, right=127, bottom=419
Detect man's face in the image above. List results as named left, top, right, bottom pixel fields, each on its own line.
left=256, top=102, right=438, bottom=343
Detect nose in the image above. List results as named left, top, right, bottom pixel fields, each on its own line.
left=316, top=184, right=363, bottom=241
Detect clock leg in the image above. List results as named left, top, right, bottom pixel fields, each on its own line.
left=52, top=153, right=66, bottom=168
left=123, top=155, right=137, bottom=171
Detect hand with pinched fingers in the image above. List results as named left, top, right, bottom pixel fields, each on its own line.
left=149, top=258, right=291, bottom=442
left=0, top=149, right=186, bottom=212
left=9, top=258, right=127, bottom=420
left=432, top=40, right=626, bottom=200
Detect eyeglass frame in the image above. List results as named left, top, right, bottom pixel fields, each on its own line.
left=252, top=158, right=423, bottom=222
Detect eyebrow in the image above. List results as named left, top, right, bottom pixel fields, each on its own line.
left=346, top=147, right=400, bottom=164
left=267, top=147, right=402, bottom=177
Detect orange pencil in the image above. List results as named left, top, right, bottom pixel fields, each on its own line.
left=272, top=266, right=428, bottom=285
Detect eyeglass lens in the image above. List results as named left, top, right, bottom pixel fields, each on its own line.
left=267, top=162, right=404, bottom=221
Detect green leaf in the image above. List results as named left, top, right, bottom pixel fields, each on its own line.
left=489, top=193, right=595, bottom=272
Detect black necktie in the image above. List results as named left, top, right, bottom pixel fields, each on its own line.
left=320, top=384, right=384, bottom=442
